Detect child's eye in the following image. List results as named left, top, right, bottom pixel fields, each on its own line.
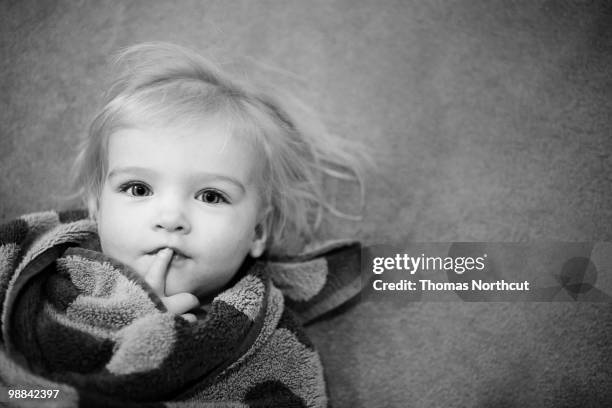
left=119, top=182, right=152, bottom=197
left=196, top=189, right=228, bottom=204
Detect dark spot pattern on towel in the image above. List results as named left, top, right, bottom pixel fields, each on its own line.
left=44, top=271, right=80, bottom=312
left=58, top=209, right=90, bottom=223
left=0, top=218, right=28, bottom=245
left=38, top=318, right=115, bottom=374
left=278, top=308, right=314, bottom=351
left=245, top=380, right=307, bottom=408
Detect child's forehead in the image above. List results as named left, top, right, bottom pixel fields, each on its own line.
left=110, top=118, right=245, bottom=154
left=105, top=120, right=267, bottom=185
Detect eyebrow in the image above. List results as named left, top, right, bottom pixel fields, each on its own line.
left=107, top=166, right=246, bottom=192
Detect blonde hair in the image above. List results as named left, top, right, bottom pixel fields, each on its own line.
left=73, top=42, right=366, bottom=253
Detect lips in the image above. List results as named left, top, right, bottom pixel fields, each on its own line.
left=147, top=247, right=190, bottom=259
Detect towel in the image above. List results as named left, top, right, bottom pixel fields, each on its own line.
left=0, top=210, right=362, bottom=407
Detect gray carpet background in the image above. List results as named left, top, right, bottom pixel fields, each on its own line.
left=2, top=1, right=612, bottom=406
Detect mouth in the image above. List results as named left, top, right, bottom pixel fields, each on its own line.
left=147, top=247, right=190, bottom=260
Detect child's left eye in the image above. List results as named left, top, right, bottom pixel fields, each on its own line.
left=196, top=189, right=228, bottom=204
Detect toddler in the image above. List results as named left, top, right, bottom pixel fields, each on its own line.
left=0, top=43, right=364, bottom=407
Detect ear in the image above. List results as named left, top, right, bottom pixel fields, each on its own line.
left=249, top=207, right=270, bottom=258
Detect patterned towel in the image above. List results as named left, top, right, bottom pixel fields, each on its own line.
left=0, top=210, right=362, bottom=407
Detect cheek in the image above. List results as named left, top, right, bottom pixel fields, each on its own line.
left=202, top=222, right=252, bottom=255
left=196, top=216, right=255, bottom=259
left=97, top=217, right=123, bottom=258
left=97, top=195, right=137, bottom=253
left=97, top=207, right=151, bottom=277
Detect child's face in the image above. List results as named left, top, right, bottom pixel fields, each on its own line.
left=96, top=118, right=267, bottom=299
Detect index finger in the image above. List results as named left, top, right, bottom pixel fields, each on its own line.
left=144, top=248, right=173, bottom=296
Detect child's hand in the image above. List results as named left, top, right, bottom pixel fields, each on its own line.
left=144, top=248, right=200, bottom=323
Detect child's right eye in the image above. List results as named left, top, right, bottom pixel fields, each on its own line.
left=119, top=182, right=152, bottom=197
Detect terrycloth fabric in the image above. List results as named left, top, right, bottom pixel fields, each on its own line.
left=0, top=210, right=362, bottom=407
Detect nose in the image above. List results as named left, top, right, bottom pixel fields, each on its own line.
left=153, top=197, right=191, bottom=234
